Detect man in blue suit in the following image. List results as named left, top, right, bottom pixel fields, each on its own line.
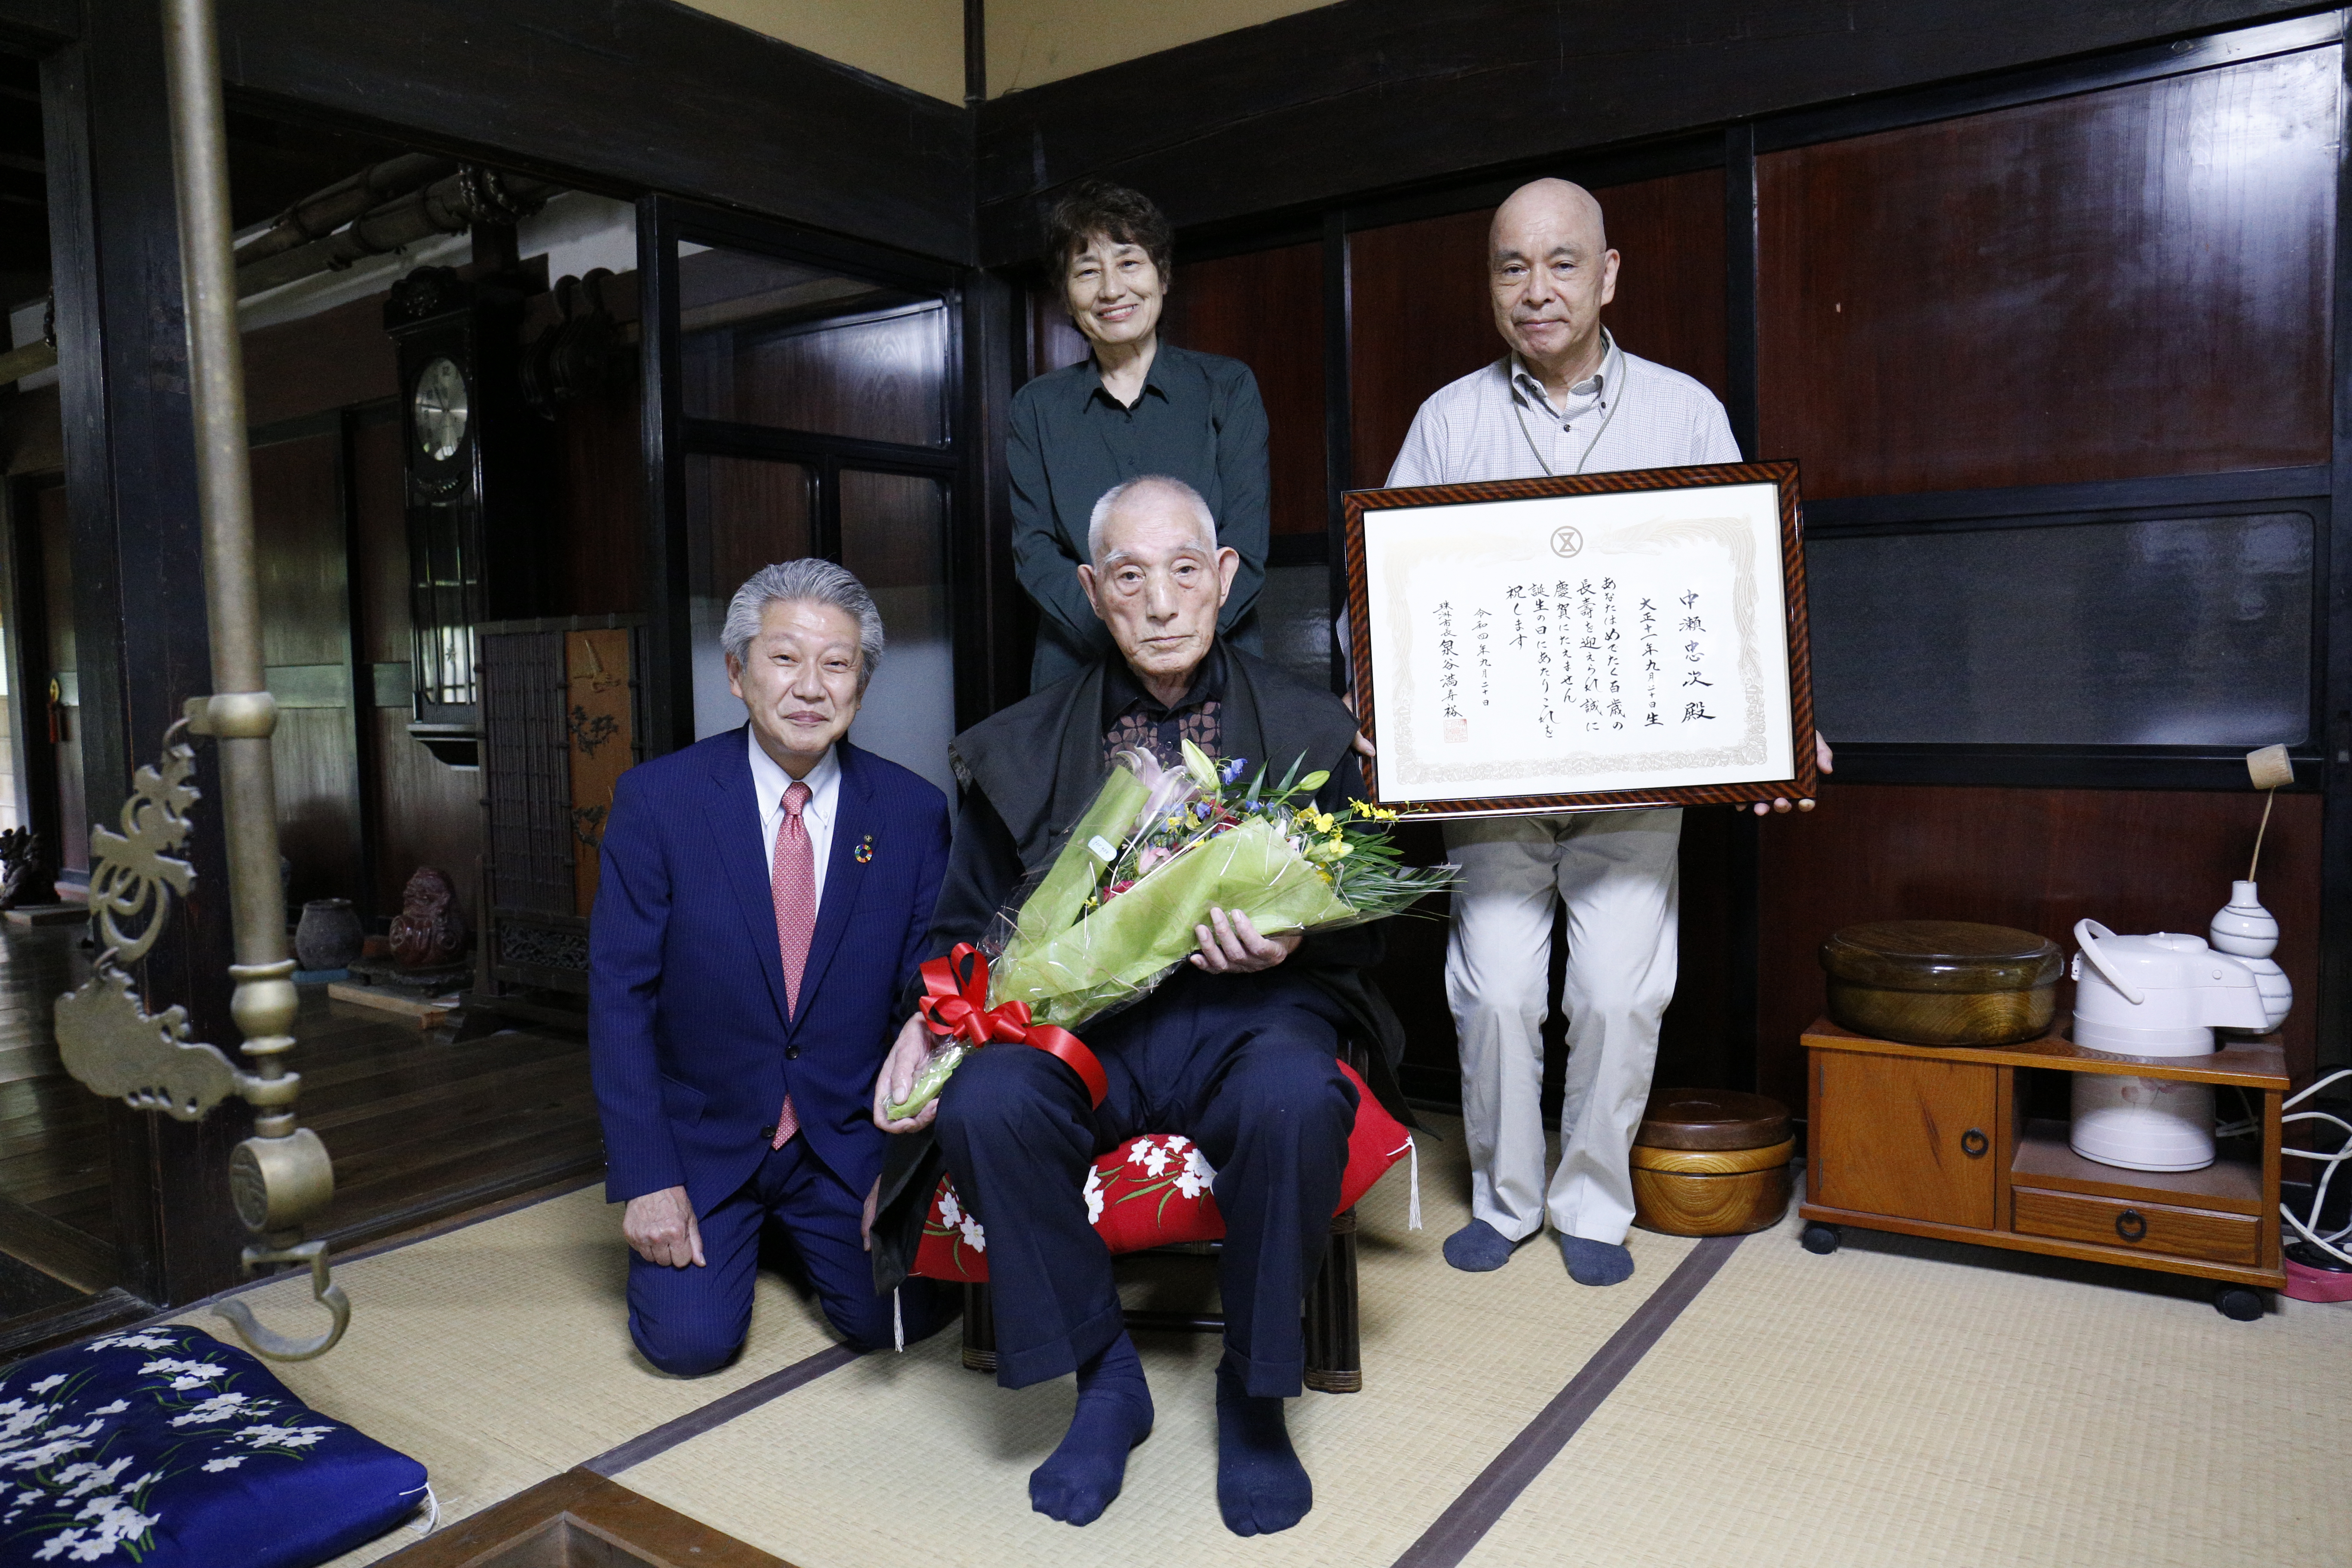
left=591, top=558, right=952, bottom=1372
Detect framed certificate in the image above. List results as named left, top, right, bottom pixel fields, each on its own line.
left=1343, top=462, right=1816, bottom=817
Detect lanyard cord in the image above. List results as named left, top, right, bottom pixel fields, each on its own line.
left=1513, top=334, right=1624, bottom=478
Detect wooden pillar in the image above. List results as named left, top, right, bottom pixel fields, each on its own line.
left=42, top=0, right=250, bottom=1306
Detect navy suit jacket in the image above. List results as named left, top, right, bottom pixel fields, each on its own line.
left=589, top=730, right=950, bottom=1215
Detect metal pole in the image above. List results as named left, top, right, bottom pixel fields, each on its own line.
left=159, top=0, right=301, bottom=1144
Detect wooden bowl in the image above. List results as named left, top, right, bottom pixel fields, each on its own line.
left=1630, top=1087, right=1795, bottom=1236
left=1818, top=919, right=2061, bottom=1046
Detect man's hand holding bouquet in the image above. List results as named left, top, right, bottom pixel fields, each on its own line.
left=876, top=740, right=1454, bottom=1126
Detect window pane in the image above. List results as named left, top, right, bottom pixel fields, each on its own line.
left=1808, top=512, right=2312, bottom=746
left=839, top=470, right=954, bottom=796
left=678, top=242, right=947, bottom=446
left=686, top=454, right=812, bottom=740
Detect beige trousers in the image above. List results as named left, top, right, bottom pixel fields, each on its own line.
left=1443, top=808, right=1681, bottom=1246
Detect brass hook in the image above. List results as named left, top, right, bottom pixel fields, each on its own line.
left=211, top=1239, right=350, bottom=1361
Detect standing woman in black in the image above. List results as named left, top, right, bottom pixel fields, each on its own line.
left=1009, top=180, right=1271, bottom=691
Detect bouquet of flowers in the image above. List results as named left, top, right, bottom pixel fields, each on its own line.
left=886, top=741, right=1455, bottom=1121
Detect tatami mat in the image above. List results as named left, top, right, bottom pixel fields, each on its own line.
left=165, top=1183, right=847, bottom=1566
left=615, top=1120, right=1706, bottom=1567
left=153, top=1126, right=2352, bottom=1568
left=1461, top=1198, right=2352, bottom=1568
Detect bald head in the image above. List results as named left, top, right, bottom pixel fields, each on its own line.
left=1488, top=178, right=1618, bottom=395
left=1078, top=474, right=1238, bottom=702
left=1491, top=178, right=1607, bottom=258
left=1087, top=474, right=1216, bottom=565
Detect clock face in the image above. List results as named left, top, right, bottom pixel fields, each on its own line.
left=412, top=356, right=470, bottom=463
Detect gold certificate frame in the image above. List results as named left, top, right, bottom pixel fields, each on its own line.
left=1343, top=462, right=1816, bottom=818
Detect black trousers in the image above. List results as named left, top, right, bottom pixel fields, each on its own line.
left=934, top=966, right=1358, bottom=1398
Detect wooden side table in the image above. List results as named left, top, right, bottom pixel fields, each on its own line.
left=1797, top=1017, right=2286, bottom=1318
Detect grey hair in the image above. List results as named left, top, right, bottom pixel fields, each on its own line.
left=721, top=559, right=885, bottom=694
left=1085, top=475, right=1216, bottom=564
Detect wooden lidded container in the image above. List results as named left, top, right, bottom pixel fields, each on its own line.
left=1818, top=919, right=2062, bottom=1047
left=1630, top=1088, right=1793, bottom=1236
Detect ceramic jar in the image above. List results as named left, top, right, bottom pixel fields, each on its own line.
left=294, top=897, right=365, bottom=972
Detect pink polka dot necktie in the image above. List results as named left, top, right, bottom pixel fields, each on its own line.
left=769, top=779, right=814, bottom=1149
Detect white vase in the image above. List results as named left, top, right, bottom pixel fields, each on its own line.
left=2208, top=879, right=2291, bottom=1032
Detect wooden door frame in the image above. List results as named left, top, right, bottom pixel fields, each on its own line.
left=0, top=473, right=62, bottom=895
left=636, top=194, right=994, bottom=758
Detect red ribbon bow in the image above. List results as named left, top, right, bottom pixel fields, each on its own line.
left=918, top=943, right=1108, bottom=1108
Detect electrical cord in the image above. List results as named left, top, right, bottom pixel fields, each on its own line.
left=2272, top=1068, right=2352, bottom=1267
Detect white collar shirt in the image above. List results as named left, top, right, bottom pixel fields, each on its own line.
left=1504, top=330, right=1622, bottom=476
left=1384, top=332, right=1740, bottom=491
left=747, top=731, right=840, bottom=916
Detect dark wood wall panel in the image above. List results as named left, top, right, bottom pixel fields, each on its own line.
left=1159, top=241, right=1326, bottom=536
left=686, top=306, right=947, bottom=447
left=1347, top=208, right=1490, bottom=491
left=368, top=707, right=482, bottom=925
left=243, top=296, right=397, bottom=429
left=1757, top=784, right=2324, bottom=1112
left=351, top=418, right=408, bottom=667
left=248, top=432, right=360, bottom=909
left=1348, top=169, right=1728, bottom=490
left=689, top=456, right=813, bottom=600
left=974, top=0, right=2311, bottom=265
left=555, top=389, right=646, bottom=617
left=1758, top=46, right=2337, bottom=497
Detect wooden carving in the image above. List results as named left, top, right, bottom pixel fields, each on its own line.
left=389, top=865, right=469, bottom=968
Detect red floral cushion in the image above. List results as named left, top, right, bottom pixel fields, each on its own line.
left=912, top=1060, right=1412, bottom=1282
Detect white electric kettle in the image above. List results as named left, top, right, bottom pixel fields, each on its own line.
left=2069, top=919, right=2272, bottom=1173
left=2069, top=919, right=2270, bottom=1056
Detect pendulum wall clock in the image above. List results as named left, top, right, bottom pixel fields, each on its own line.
left=383, top=265, right=549, bottom=766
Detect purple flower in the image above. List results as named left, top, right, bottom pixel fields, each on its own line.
left=1219, top=756, right=1250, bottom=785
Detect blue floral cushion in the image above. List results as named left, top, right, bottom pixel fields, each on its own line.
left=0, top=1323, right=427, bottom=1566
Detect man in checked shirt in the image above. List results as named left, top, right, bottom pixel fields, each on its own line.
left=1385, top=178, right=1831, bottom=1288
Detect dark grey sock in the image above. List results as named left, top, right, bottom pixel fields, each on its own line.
left=1559, top=1234, right=1634, bottom=1286
left=1442, top=1219, right=1524, bottom=1272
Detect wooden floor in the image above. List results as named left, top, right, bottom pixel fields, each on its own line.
left=0, top=921, right=603, bottom=1298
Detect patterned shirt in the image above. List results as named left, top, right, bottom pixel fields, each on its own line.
left=1102, top=642, right=1225, bottom=766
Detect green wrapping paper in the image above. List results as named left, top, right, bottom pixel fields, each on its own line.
left=883, top=747, right=1451, bottom=1122
left=990, top=816, right=1357, bottom=1027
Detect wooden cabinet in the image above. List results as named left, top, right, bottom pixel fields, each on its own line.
left=1813, top=1052, right=1999, bottom=1229
left=1799, top=1020, right=2286, bottom=1313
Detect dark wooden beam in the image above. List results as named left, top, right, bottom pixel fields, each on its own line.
left=0, top=0, right=79, bottom=50
left=210, top=0, right=973, bottom=263
left=973, top=0, right=2318, bottom=266
left=42, top=0, right=251, bottom=1306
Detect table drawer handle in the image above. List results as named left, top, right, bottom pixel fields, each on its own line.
left=1960, top=1128, right=1988, bottom=1158
left=2116, top=1209, right=2147, bottom=1242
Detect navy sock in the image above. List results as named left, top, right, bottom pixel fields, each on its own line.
left=1559, top=1234, right=1635, bottom=1286
left=1029, top=1331, right=1154, bottom=1526
left=1442, top=1218, right=1523, bottom=1272
left=1215, top=1362, right=1312, bottom=1536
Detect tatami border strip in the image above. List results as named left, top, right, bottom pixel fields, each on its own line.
left=583, top=1342, right=864, bottom=1476
left=1390, top=1233, right=1745, bottom=1568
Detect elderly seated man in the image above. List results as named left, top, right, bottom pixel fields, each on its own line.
left=869, top=475, right=1408, bottom=1537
